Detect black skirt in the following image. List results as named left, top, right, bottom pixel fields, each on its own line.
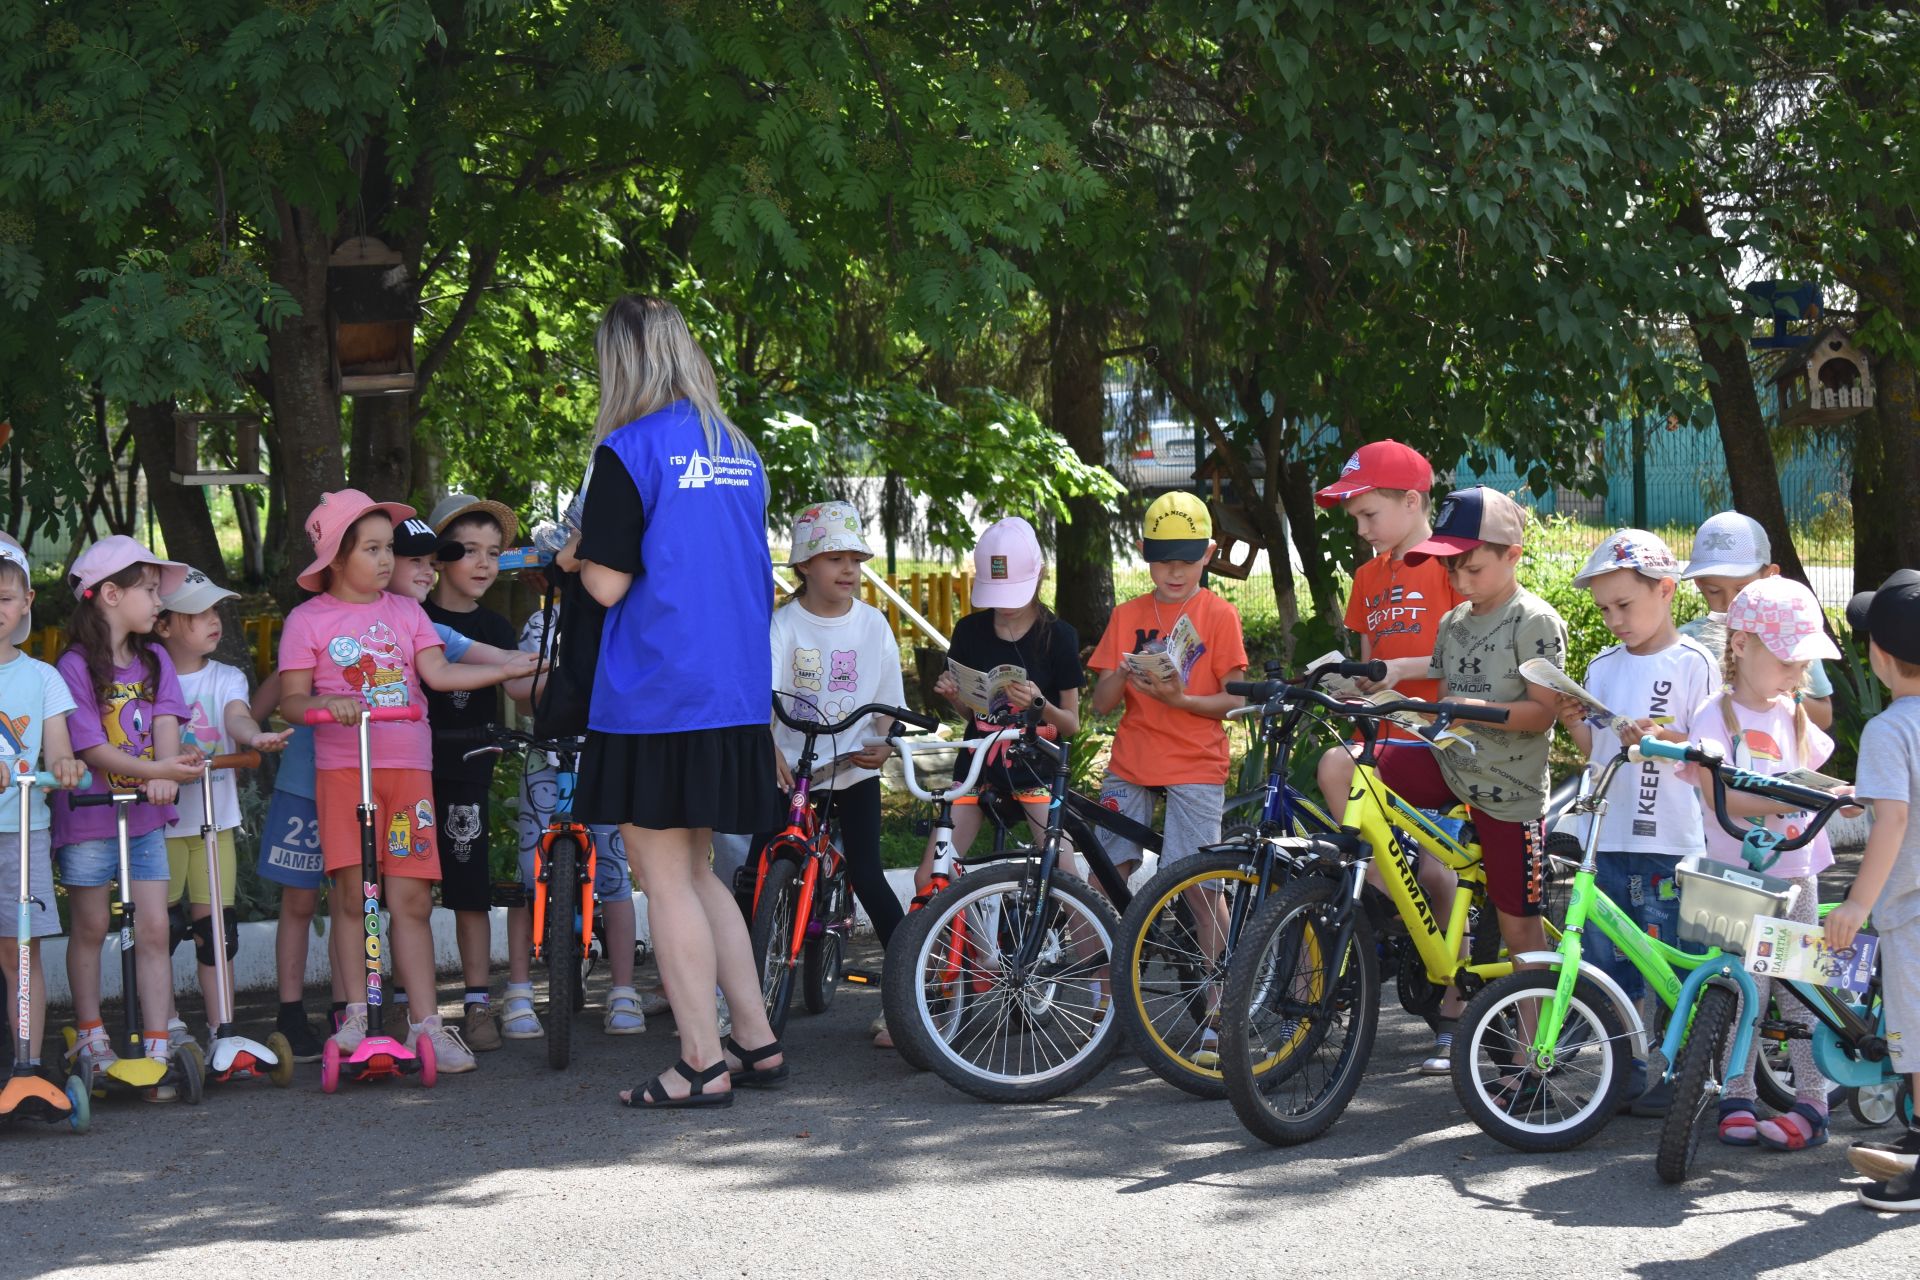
left=577, top=724, right=785, bottom=834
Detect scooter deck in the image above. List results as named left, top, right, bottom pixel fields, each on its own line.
left=344, top=1035, right=419, bottom=1080
left=0, top=1074, right=74, bottom=1120
left=208, top=1033, right=292, bottom=1086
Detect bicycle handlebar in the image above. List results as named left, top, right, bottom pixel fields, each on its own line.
left=301, top=705, right=424, bottom=725
left=1223, top=680, right=1510, bottom=727
left=869, top=728, right=1022, bottom=803
left=1633, top=736, right=1849, bottom=854
left=772, top=692, right=938, bottom=738
left=1305, top=658, right=1389, bottom=685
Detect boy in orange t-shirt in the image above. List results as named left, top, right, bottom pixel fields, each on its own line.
left=1088, top=492, right=1250, bottom=882
left=1312, top=440, right=1460, bottom=816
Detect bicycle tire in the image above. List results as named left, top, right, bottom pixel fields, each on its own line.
left=1656, top=983, right=1741, bottom=1184
left=1115, top=848, right=1271, bottom=1098
left=750, top=859, right=803, bottom=1037
left=1220, top=874, right=1379, bottom=1147
left=544, top=834, right=581, bottom=1071
left=802, top=932, right=843, bottom=1014
left=885, top=864, right=1122, bottom=1102
left=1451, top=968, right=1631, bottom=1152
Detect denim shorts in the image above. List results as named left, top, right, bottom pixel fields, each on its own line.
left=57, top=826, right=169, bottom=888
left=1587, top=850, right=1688, bottom=1001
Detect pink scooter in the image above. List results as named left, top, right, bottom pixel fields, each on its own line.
left=304, top=705, right=435, bottom=1092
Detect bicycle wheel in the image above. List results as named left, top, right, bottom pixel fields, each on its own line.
left=750, top=859, right=803, bottom=1037
left=1115, top=849, right=1273, bottom=1098
left=1220, top=874, right=1379, bottom=1147
left=1655, top=983, right=1741, bottom=1184
left=1753, top=993, right=1847, bottom=1112
left=802, top=928, right=843, bottom=1015
left=885, top=864, right=1122, bottom=1103
left=544, top=834, right=581, bottom=1072
left=1452, top=968, right=1631, bottom=1152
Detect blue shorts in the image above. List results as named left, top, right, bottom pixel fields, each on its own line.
left=1588, top=850, right=1689, bottom=1002
left=256, top=788, right=326, bottom=890
left=516, top=767, right=631, bottom=903
left=56, top=827, right=169, bottom=888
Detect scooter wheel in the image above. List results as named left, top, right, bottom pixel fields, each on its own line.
left=417, top=1031, right=436, bottom=1089
left=319, top=1039, right=341, bottom=1094
left=264, top=1032, right=296, bottom=1088
left=64, top=1076, right=89, bottom=1134
left=176, top=1042, right=205, bottom=1105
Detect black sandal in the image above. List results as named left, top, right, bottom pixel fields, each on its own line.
left=620, top=1058, right=733, bottom=1110
left=724, top=1035, right=789, bottom=1088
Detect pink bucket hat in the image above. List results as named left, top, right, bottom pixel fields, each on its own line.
left=68, top=535, right=187, bottom=602
left=1725, top=576, right=1841, bottom=664
left=971, top=517, right=1043, bottom=609
left=298, top=489, right=416, bottom=592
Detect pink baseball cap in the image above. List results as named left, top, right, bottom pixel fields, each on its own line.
left=1725, top=576, right=1841, bottom=664
left=298, top=489, right=416, bottom=592
left=971, top=517, right=1043, bottom=609
left=1315, top=440, right=1434, bottom=508
left=68, top=535, right=187, bottom=602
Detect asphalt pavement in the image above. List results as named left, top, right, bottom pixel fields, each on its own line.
left=5, top=950, right=1915, bottom=1278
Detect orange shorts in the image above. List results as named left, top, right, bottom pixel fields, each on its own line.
left=315, top=768, right=442, bottom=881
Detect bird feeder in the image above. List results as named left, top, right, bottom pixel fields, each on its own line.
left=328, top=236, right=416, bottom=397
left=1193, top=448, right=1263, bottom=580
left=1770, top=327, right=1874, bottom=428
left=170, top=412, right=266, bottom=486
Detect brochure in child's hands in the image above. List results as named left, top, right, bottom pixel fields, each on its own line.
left=1773, top=767, right=1854, bottom=796
left=1304, top=651, right=1366, bottom=700
left=1744, top=916, right=1878, bottom=997
left=946, top=657, right=1029, bottom=720
left=1123, top=614, right=1205, bottom=687
left=1519, top=658, right=1634, bottom=733
left=1360, top=690, right=1481, bottom=754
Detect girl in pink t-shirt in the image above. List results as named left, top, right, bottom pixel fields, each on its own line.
left=276, top=490, right=531, bottom=1073
left=1684, top=576, right=1844, bottom=1153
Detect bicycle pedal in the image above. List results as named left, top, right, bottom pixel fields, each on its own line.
left=843, top=969, right=879, bottom=985
left=1758, top=1021, right=1811, bottom=1042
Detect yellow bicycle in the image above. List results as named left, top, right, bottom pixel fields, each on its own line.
left=1217, top=678, right=1513, bottom=1146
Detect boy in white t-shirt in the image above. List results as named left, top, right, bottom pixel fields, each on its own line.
left=1555, top=530, right=1717, bottom=1116
left=155, top=568, right=290, bottom=1046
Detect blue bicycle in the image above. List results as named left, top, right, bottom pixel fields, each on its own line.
left=1112, top=659, right=1361, bottom=1097
left=1640, top=737, right=1909, bottom=1183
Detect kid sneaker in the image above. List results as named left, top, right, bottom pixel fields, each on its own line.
left=331, top=1006, right=369, bottom=1054
left=1859, top=1170, right=1920, bottom=1213
left=143, top=1041, right=176, bottom=1103
left=70, top=1029, right=114, bottom=1092
left=277, top=1008, right=326, bottom=1064
left=1850, top=1128, right=1920, bottom=1182
left=461, top=1001, right=503, bottom=1053
left=408, top=1016, right=477, bottom=1074
left=166, top=1018, right=199, bottom=1056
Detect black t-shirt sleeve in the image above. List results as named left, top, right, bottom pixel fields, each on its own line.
left=1047, top=619, right=1083, bottom=694
left=577, top=445, right=644, bottom=574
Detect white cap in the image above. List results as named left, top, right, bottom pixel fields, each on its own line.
left=1682, top=512, right=1770, bottom=580
left=0, top=534, right=29, bottom=647
left=1573, top=529, right=1681, bottom=587
left=159, top=566, right=239, bottom=616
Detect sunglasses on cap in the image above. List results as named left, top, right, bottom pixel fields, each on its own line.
left=436, top=541, right=502, bottom=564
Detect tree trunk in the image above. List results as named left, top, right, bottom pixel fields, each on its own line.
left=1049, top=300, right=1115, bottom=647
left=1854, top=346, right=1920, bottom=592
left=263, top=199, right=347, bottom=597
left=348, top=393, right=414, bottom=506
left=125, top=400, right=228, bottom=581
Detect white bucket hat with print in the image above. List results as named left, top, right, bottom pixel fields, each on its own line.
left=787, top=501, right=873, bottom=567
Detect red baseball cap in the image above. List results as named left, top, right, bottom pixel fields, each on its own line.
left=1315, top=440, right=1434, bottom=508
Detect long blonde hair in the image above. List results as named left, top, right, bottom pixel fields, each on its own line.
left=1720, top=632, right=1812, bottom=764
left=593, top=295, right=757, bottom=460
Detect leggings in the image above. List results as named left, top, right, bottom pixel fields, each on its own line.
left=1725, top=873, right=1823, bottom=1106
left=741, top=776, right=902, bottom=948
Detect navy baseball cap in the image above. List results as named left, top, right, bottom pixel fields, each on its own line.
left=1404, top=486, right=1527, bottom=566
left=1847, top=568, right=1920, bottom=665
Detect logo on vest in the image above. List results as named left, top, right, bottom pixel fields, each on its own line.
left=677, top=451, right=715, bottom=489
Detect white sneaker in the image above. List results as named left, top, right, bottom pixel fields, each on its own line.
left=409, top=1015, right=476, bottom=1074
left=166, top=1017, right=197, bottom=1054
left=499, top=988, right=544, bottom=1040
left=332, top=1006, right=368, bottom=1053
left=70, top=1029, right=114, bottom=1092
left=716, top=990, right=732, bottom=1038
left=603, top=989, right=646, bottom=1036
left=638, top=989, right=671, bottom=1017
left=143, top=1042, right=176, bottom=1102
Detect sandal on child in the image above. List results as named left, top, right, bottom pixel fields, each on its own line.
left=603, top=991, right=647, bottom=1036
left=724, top=1035, right=789, bottom=1088
left=1718, top=1101, right=1759, bottom=1146
left=499, top=991, right=543, bottom=1040
left=620, top=1059, right=732, bottom=1109
left=1757, top=1102, right=1829, bottom=1151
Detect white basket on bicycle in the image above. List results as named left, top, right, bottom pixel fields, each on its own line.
left=1673, top=857, right=1797, bottom=956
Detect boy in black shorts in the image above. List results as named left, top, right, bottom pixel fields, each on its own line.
left=423, top=494, right=520, bottom=1052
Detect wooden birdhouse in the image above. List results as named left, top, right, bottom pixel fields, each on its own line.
left=1771, top=327, right=1874, bottom=428
left=170, top=411, right=266, bottom=486
left=328, top=236, right=416, bottom=397
left=1193, top=448, right=1263, bottom=580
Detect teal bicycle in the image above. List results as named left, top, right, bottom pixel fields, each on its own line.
left=1641, top=737, right=1907, bottom=1184
left=1451, top=747, right=1729, bottom=1151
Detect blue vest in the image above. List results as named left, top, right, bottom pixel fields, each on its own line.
left=590, top=400, right=772, bottom=736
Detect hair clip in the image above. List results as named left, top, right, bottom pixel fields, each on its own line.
left=81, top=588, right=93, bottom=599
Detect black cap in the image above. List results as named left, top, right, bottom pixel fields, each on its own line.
left=1847, top=568, right=1920, bottom=665
left=394, top=517, right=440, bottom=558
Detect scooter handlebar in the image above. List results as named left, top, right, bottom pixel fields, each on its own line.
left=70, top=788, right=143, bottom=808
left=208, top=751, right=261, bottom=771
left=302, top=704, right=424, bottom=725
left=12, top=770, right=91, bottom=789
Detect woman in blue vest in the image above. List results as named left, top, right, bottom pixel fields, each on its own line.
left=576, top=296, right=788, bottom=1108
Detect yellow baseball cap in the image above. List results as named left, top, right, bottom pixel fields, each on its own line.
left=1142, top=491, right=1212, bottom=562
